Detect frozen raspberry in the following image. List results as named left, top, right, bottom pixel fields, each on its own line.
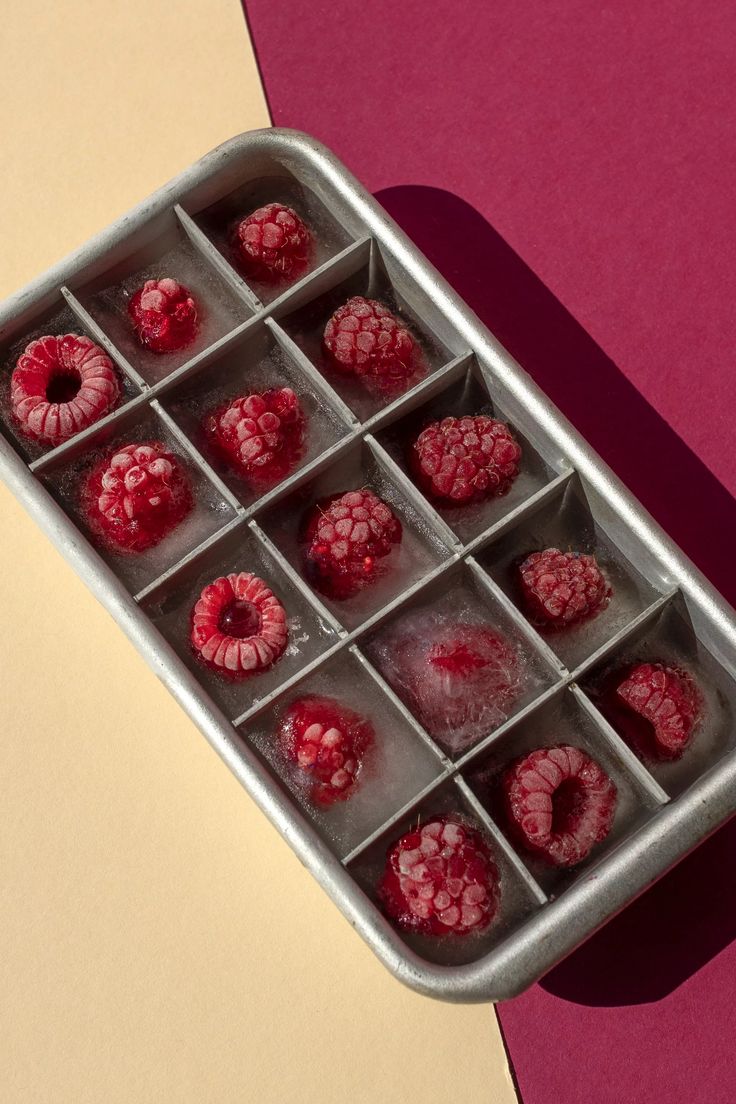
left=301, top=489, right=402, bottom=601
left=410, top=415, right=522, bottom=505
left=204, top=387, right=305, bottom=487
left=323, top=296, right=425, bottom=396
left=128, top=278, right=199, bottom=354
left=277, top=695, right=374, bottom=805
left=81, top=441, right=192, bottom=553
left=10, top=334, right=120, bottom=447
left=517, top=547, right=612, bottom=628
left=606, top=662, right=702, bottom=761
left=378, top=614, right=525, bottom=753
left=503, top=745, right=617, bottom=867
left=231, top=203, right=312, bottom=284
left=190, top=571, right=288, bottom=677
left=378, top=816, right=499, bottom=936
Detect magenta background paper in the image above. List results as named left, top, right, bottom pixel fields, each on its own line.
left=243, top=1, right=736, bottom=1098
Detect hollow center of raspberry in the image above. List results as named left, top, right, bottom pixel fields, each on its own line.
left=46, top=370, right=81, bottom=404
left=430, top=643, right=486, bottom=677
left=551, top=779, right=585, bottom=834
left=218, top=599, right=260, bottom=638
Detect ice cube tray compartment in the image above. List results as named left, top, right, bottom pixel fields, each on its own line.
left=3, top=129, right=736, bottom=1001
left=0, top=296, right=141, bottom=463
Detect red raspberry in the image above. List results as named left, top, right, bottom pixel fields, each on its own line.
left=301, top=489, right=402, bottom=600
left=503, top=745, right=617, bottom=867
left=128, top=278, right=199, bottom=354
left=81, top=441, right=192, bottom=553
left=517, top=547, right=612, bottom=628
left=322, top=296, right=425, bottom=396
left=379, top=615, right=525, bottom=753
left=609, top=662, right=702, bottom=760
left=277, top=695, right=374, bottom=805
left=204, top=387, right=305, bottom=487
left=231, top=203, right=312, bottom=284
left=410, top=414, right=522, bottom=504
left=11, top=334, right=120, bottom=447
left=190, top=571, right=288, bottom=677
left=378, top=816, right=499, bottom=936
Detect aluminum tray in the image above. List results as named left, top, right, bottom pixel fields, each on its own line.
left=2, top=128, right=735, bottom=1003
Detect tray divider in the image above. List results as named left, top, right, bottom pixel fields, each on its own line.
left=61, top=285, right=148, bottom=391
left=453, top=775, right=549, bottom=905
left=247, top=517, right=347, bottom=636
left=350, top=644, right=453, bottom=769
left=340, top=772, right=455, bottom=867
left=29, top=390, right=153, bottom=474
left=570, top=684, right=670, bottom=806
left=364, top=432, right=463, bottom=553
left=174, top=204, right=262, bottom=311
left=465, top=555, right=568, bottom=678
left=264, top=316, right=360, bottom=429
left=150, top=399, right=244, bottom=514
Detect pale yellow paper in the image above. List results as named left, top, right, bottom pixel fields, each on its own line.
left=0, top=3, right=518, bottom=1101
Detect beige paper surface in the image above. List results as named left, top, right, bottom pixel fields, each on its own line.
left=0, top=4, right=517, bottom=1101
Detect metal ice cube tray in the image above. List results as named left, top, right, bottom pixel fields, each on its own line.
left=2, top=128, right=735, bottom=1002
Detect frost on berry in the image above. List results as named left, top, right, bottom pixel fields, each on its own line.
left=301, top=488, right=402, bottom=600
left=602, top=661, right=703, bottom=761
left=374, top=612, right=527, bottom=754
left=503, top=745, right=617, bottom=867
left=11, top=333, right=120, bottom=446
left=204, top=387, right=305, bottom=488
left=128, top=278, right=199, bottom=354
left=190, top=571, right=288, bottom=678
left=517, top=547, right=612, bottom=629
left=277, top=694, right=374, bottom=805
left=81, top=441, right=193, bottom=553
left=322, top=296, right=426, bottom=396
left=378, top=816, right=500, bottom=936
left=231, top=203, right=313, bottom=283
left=410, top=415, right=522, bottom=505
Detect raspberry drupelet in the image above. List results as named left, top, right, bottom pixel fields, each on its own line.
left=606, top=661, right=702, bottom=761
left=204, top=387, right=305, bottom=488
left=11, top=334, right=120, bottom=447
left=190, top=571, right=288, bottom=677
left=410, top=415, right=522, bottom=505
left=322, top=296, right=425, bottom=396
left=378, top=614, right=526, bottom=753
left=379, top=816, right=500, bottom=936
left=503, top=745, right=617, bottom=867
left=81, top=441, right=192, bottom=553
left=517, top=547, right=612, bottom=628
left=128, top=278, right=199, bottom=354
left=231, top=203, right=312, bottom=284
left=277, top=694, right=374, bottom=805
left=301, top=489, right=402, bottom=601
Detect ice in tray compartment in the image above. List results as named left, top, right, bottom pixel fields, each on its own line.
left=140, top=520, right=340, bottom=718
left=191, top=172, right=354, bottom=305
left=74, top=216, right=252, bottom=384
left=347, top=778, right=542, bottom=966
left=464, top=685, right=660, bottom=897
left=0, top=299, right=138, bottom=464
left=239, top=647, right=444, bottom=858
left=363, top=561, right=561, bottom=758
left=581, top=593, right=736, bottom=798
left=477, top=475, right=661, bottom=671
left=255, top=437, right=452, bottom=631
left=376, top=355, right=558, bottom=545
left=275, top=242, right=455, bottom=424
left=39, top=401, right=237, bottom=596
left=160, top=321, right=352, bottom=509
